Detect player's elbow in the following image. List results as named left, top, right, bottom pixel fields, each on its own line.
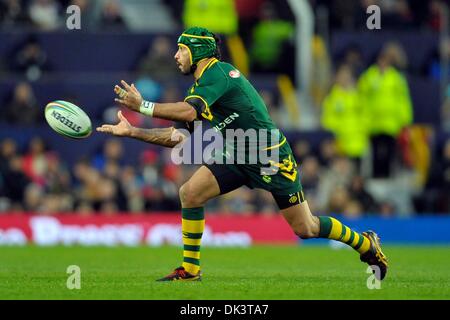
left=168, top=127, right=188, bottom=148
left=183, top=107, right=197, bottom=122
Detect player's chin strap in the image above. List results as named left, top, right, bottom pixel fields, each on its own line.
left=189, top=63, right=198, bottom=74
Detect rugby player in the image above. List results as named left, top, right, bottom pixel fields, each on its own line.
left=97, top=27, right=388, bottom=281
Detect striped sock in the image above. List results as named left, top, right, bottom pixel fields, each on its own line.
left=318, top=216, right=371, bottom=254
left=181, top=207, right=205, bottom=275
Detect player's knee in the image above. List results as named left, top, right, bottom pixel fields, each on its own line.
left=179, top=183, right=205, bottom=207
left=292, top=221, right=316, bottom=239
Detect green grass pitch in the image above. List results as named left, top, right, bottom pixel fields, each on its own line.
left=0, top=245, right=449, bottom=299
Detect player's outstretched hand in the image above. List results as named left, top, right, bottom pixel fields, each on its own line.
left=96, top=110, right=133, bottom=137
left=114, top=80, right=143, bottom=112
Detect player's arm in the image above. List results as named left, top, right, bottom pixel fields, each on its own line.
left=96, top=111, right=186, bottom=148
left=114, top=80, right=197, bottom=122
left=130, top=126, right=185, bottom=148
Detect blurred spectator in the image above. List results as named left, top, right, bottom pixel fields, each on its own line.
left=76, top=201, right=95, bottom=215
left=317, top=156, right=355, bottom=211
left=249, top=1, right=294, bottom=74
left=217, top=188, right=256, bottom=214
left=2, top=155, right=30, bottom=210
left=379, top=201, right=396, bottom=217
left=0, top=0, right=31, bottom=27
left=120, top=165, right=144, bottom=212
left=98, top=0, right=127, bottom=30
left=338, top=44, right=365, bottom=77
left=349, top=175, right=378, bottom=213
left=343, top=199, right=364, bottom=218
left=318, top=139, right=338, bottom=167
left=328, top=0, right=360, bottom=30
left=326, top=185, right=351, bottom=214
left=299, top=155, right=321, bottom=209
left=77, top=167, right=118, bottom=211
left=428, top=37, right=450, bottom=82
left=159, top=163, right=182, bottom=211
left=103, top=161, right=127, bottom=211
left=140, top=149, right=164, bottom=211
left=22, top=137, right=51, bottom=186
left=259, top=89, right=287, bottom=129
left=39, top=193, right=68, bottom=213
left=44, top=152, right=71, bottom=195
left=100, top=200, right=119, bottom=215
left=2, top=82, right=41, bottom=125
left=24, top=183, right=44, bottom=211
left=417, top=138, right=450, bottom=213
left=293, top=140, right=312, bottom=164
left=0, top=138, right=18, bottom=203
left=0, top=138, right=17, bottom=173
left=321, top=64, right=369, bottom=171
left=183, top=0, right=238, bottom=35
left=253, top=189, right=277, bottom=214
left=427, top=0, right=446, bottom=32
left=136, top=36, right=179, bottom=81
left=234, top=0, right=265, bottom=44
left=358, top=42, right=413, bottom=178
left=73, top=157, right=91, bottom=187
left=28, top=0, right=61, bottom=30
left=380, top=0, right=415, bottom=29
left=13, top=37, right=49, bottom=80
left=300, top=155, right=321, bottom=194
left=92, top=138, right=124, bottom=171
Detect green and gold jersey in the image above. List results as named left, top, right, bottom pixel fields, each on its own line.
left=182, top=58, right=301, bottom=195
left=184, top=58, right=286, bottom=159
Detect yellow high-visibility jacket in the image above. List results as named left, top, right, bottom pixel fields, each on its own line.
left=357, top=65, right=413, bottom=136
left=183, top=0, right=238, bottom=35
left=321, top=85, right=370, bottom=157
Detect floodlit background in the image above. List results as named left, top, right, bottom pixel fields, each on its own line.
left=0, top=0, right=449, bottom=245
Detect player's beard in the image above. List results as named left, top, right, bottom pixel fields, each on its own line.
left=178, top=63, right=192, bottom=76
left=177, top=60, right=197, bottom=75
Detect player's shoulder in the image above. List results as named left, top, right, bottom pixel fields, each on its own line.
left=215, top=61, right=243, bottom=79
left=202, top=60, right=241, bottom=83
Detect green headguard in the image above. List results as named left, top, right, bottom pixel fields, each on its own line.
left=177, top=27, right=219, bottom=72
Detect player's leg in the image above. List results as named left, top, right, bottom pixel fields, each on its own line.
left=178, top=165, right=220, bottom=278
left=274, top=192, right=388, bottom=280
left=157, top=164, right=247, bottom=281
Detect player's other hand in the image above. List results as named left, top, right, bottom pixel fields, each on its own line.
left=114, top=80, right=143, bottom=112
left=96, top=110, right=133, bottom=137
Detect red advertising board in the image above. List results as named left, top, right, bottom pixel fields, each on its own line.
left=0, top=213, right=298, bottom=246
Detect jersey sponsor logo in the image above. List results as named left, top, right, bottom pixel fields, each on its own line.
left=229, top=70, right=241, bottom=78
left=289, top=195, right=298, bottom=204
left=213, top=112, right=240, bottom=132
left=51, top=110, right=82, bottom=132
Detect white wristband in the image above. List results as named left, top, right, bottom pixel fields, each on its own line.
left=140, top=100, right=155, bottom=116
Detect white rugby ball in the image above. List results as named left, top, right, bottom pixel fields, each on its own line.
left=45, top=100, right=92, bottom=139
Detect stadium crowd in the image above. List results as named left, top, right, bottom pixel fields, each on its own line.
left=0, top=0, right=449, bottom=215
